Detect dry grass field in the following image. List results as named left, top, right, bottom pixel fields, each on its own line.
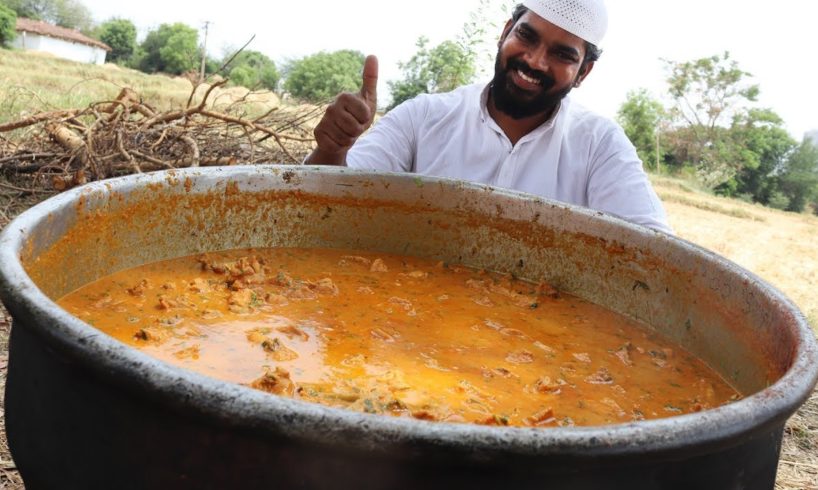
left=653, top=176, right=818, bottom=490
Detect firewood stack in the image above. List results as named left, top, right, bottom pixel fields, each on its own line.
left=0, top=83, right=322, bottom=192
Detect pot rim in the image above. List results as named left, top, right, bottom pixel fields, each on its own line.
left=1, top=164, right=816, bottom=459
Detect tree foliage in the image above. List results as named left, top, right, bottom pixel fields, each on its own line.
left=96, top=18, right=136, bottom=64
left=224, top=50, right=279, bottom=91
left=728, top=109, right=796, bottom=202
left=0, top=3, right=16, bottom=47
left=138, top=23, right=199, bottom=75
left=663, top=52, right=760, bottom=188
left=387, top=37, right=476, bottom=110
left=283, top=50, right=365, bottom=103
left=777, top=139, right=818, bottom=213
left=616, top=88, right=666, bottom=170
left=614, top=52, right=818, bottom=213
left=2, top=0, right=92, bottom=32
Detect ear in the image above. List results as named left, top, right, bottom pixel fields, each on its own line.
left=574, top=61, right=595, bottom=87
left=498, top=19, right=514, bottom=46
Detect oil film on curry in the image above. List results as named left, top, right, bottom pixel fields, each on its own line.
left=59, top=245, right=740, bottom=428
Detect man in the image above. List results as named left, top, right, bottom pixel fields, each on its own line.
left=305, top=0, right=672, bottom=234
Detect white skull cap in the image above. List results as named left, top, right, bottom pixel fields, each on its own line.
left=522, top=0, right=608, bottom=46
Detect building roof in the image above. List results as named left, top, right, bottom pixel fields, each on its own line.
left=15, top=18, right=111, bottom=51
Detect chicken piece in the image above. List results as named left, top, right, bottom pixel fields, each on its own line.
left=273, top=271, right=294, bottom=287
left=261, top=337, right=299, bottom=361
left=127, top=279, right=150, bottom=297
left=401, top=270, right=428, bottom=279
left=533, top=341, right=555, bottom=354
left=189, top=278, right=212, bottom=293
left=614, top=343, right=634, bottom=366
left=173, top=345, right=200, bottom=360
left=506, top=350, right=535, bottom=364
left=228, top=288, right=260, bottom=312
left=388, top=297, right=416, bottom=315
left=315, top=278, right=339, bottom=296
left=572, top=352, right=592, bottom=363
left=585, top=368, right=614, bottom=385
left=246, top=330, right=269, bottom=344
left=134, top=327, right=167, bottom=343
left=264, top=292, right=289, bottom=306
left=276, top=324, right=310, bottom=342
left=157, top=295, right=177, bottom=310
left=533, top=376, right=566, bottom=394
left=339, top=255, right=372, bottom=266
left=285, top=284, right=318, bottom=300
left=249, top=367, right=296, bottom=396
left=370, top=258, right=389, bottom=272
left=526, top=408, right=556, bottom=426
left=476, top=414, right=510, bottom=426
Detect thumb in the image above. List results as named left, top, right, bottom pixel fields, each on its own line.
left=360, top=54, right=378, bottom=107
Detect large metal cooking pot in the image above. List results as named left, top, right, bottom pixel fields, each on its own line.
left=0, top=165, right=816, bottom=490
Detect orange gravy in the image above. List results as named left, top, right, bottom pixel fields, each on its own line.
left=58, top=247, right=740, bottom=427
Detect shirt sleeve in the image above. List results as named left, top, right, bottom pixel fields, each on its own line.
left=586, top=126, right=674, bottom=234
left=347, top=97, right=422, bottom=172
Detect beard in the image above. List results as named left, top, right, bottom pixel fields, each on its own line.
left=490, top=53, right=576, bottom=120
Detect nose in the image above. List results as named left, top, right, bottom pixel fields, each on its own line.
left=522, top=45, right=550, bottom=75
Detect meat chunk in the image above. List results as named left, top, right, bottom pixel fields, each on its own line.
left=506, top=350, right=535, bottom=364
left=276, top=324, right=310, bottom=342
left=127, top=279, right=150, bottom=297
left=249, top=367, right=296, bottom=396
left=370, top=258, right=389, bottom=272
left=261, top=337, right=299, bottom=361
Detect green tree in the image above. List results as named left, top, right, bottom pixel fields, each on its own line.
left=728, top=109, right=796, bottom=202
left=664, top=52, right=760, bottom=189
left=387, top=37, right=476, bottom=110
left=777, top=139, right=818, bottom=212
left=616, top=88, right=667, bottom=171
left=52, top=0, right=91, bottom=32
left=0, top=3, right=16, bottom=47
left=96, top=18, right=136, bottom=64
left=139, top=23, right=199, bottom=75
left=224, top=50, right=279, bottom=91
left=0, top=0, right=54, bottom=21
left=283, top=50, right=365, bottom=103
left=2, top=0, right=91, bottom=31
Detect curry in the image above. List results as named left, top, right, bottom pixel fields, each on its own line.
left=58, top=247, right=740, bottom=427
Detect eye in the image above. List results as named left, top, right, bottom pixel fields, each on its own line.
left=515, top=26, right=536, bottom=43
left=555, top=51, right=580, bottom=63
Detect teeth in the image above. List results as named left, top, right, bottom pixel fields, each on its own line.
left=517, top=70, right=540, bottom=85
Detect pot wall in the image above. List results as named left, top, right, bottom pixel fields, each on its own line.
left=1, top=165, right=816, bottom=489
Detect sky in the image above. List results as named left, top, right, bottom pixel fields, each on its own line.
left=80, top=0, right=817, bottom=140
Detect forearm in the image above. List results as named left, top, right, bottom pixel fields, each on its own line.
left=303, top=148, right=348, bottom=166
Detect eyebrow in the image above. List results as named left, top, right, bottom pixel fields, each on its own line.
left=517, top=22, right=582, bottom=60
left=554, top=44, right=582, bottom=60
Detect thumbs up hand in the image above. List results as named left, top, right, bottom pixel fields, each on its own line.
left=308, top=55, right=379, bottom=165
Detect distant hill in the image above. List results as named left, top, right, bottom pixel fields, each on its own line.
left=806, top=129, right=818, bottom=145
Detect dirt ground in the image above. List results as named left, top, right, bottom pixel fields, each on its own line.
left=0, top=177, right=815, bottom=488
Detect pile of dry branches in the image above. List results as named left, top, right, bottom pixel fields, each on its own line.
left=0, top=82, right=321, bottom=192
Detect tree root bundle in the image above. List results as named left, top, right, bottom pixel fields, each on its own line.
left=0, top=83, right=322, bottom=193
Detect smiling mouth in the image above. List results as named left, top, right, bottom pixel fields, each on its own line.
left=516, top=69, right=541, bottom=86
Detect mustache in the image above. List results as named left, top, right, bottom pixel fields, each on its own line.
left=506, top=58, right=555, bottom=90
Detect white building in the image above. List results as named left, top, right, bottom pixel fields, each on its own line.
left=12, top=18, right=110, bottom=65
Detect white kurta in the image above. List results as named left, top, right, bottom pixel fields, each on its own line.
left=347, top=83, right=672, bottom=234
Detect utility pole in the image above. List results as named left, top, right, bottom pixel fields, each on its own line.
left=199, top=21, right=210, bottom=83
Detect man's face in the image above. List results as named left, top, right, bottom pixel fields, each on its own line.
left=491, top=11, right=592, bottom=120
